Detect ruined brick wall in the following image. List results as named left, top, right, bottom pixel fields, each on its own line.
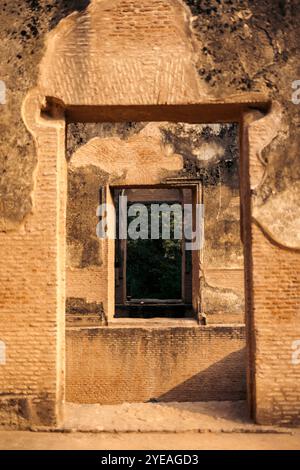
left=0, top=95, right=66, bottom=427
left=250, top=225, right=300, bottom=425
left=0, top=0, right=92, bottom=428
left=0, top=0, right=299, bottom=427
left=0, top=0, right=90, bottom=231
left=66, top=325, right=246, bottom=404
left=1, top=0, right=299, bottom=230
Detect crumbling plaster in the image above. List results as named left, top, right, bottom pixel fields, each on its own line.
left=0, top=0, right=299, bottom=250
left=66, top=121, right=244, bottom=320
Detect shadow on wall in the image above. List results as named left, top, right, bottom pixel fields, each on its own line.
left=157, top=348, right=246, bottom=402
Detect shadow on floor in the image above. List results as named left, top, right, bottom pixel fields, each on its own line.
left=156, top=348, right=246, bottom=403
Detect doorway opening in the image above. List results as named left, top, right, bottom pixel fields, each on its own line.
left=64, top=118, right=248, bottom=414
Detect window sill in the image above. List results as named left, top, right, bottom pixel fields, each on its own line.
left=108, top=317, right=198, bottom=328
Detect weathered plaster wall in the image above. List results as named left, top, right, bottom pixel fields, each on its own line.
left=1, top=0, right=299, bottom=234
left=66, top=122, right=184, bottom=319
left=161, top=122, right=244, bottom=321
left=0, top=0, right=90, bottom=230
left=0, top=0, right=299, bottom=427
left=186, top=0, right=300, bottom=215
left=66, top=122, right=244, bottom=322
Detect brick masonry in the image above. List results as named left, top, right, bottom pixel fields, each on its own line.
left=66, top=325, right=246, bottom=404
left=0, top=0, right=299, bottom=428
left=66, top=130, right=245, bottom=322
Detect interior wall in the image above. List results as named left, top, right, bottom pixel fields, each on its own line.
left=66, top=325, right=246, bottom=404
left=0, top=94, right=66, bottom=427
left=1, top=0, right=299, bottom=427
left=64, top=121, right=246, bottom=405
left=66, top=122, right=244, bottom=324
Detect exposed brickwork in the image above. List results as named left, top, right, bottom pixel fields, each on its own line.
left=39, top=0, right=202, bottom=106
left=251, top=224, right=300, bottom=425
left=0, top=91, right=66, bottom=427
left=66, top=123, right=244, bottom=322
left=66, top=325, right=246, bottom=404
left=0, top=0, right=299, bottom=428
left=66, top=124, right=185, bottom=322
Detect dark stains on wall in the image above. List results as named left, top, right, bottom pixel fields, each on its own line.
left=0, top=1, right=91, bottom=229
left=67, top=122, right=146, bottom=160
left=159, top=122, right=244, bottom=318
left=183, top=0, right=300, bottom=203
left=67, top=122, right=241, bottom=270
left=66, top=122, right=244, bottom=321
left=66, top=297, right=105, bottom=322
left=1, top=0, right=299, bottom=233
left=161, top=123, right=239, bottom=189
